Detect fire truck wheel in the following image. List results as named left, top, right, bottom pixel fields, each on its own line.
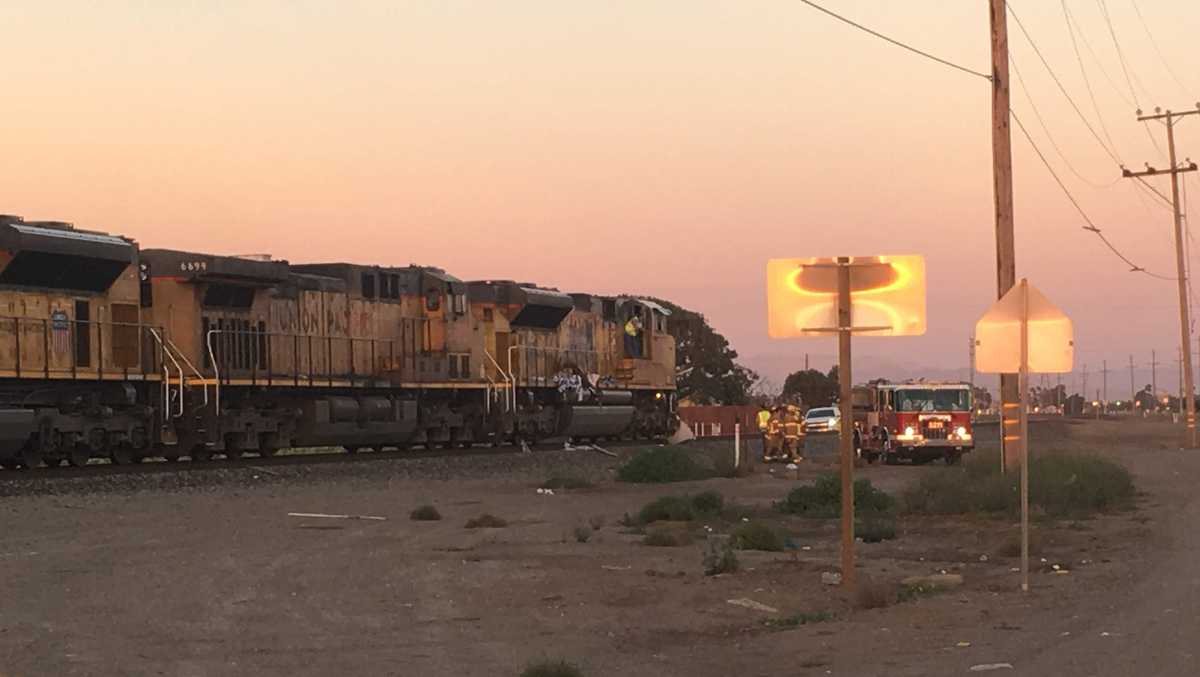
left=883, top=451, right=900, bottom=466
left=944, top=451, right=963, bottom=465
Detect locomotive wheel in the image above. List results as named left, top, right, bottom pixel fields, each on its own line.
left=191, top=445, right=213, bottom=462
left=0, top=459, right=18, bottom=470
left=224, top=435, right=244, bottom=461
left=258, top=433, right=280, bottom=458
left=67, top=444, right=92, bottom=468
left=345, top=445, right=360, bottom=454
left=18, top=444, right=44, bottom=469
left=160, top=447, right=182, bottom=463
left=109, top=445, right=136, bottom=466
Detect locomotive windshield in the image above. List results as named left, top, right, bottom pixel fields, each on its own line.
left=894, top=388, right=971, bottom=412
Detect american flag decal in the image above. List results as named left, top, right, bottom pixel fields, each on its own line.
left=51, top=310, right=70, bottom=355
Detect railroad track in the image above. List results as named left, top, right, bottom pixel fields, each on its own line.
left=0, top=438, right=641, bottom=483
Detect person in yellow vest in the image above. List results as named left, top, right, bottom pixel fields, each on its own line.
left=624, top=314, right=644, bottom=358
left=756, top=404, right=772, bottom=461
left=763, top=406, right=784, bottom=461
left=782, top=404, right=805, bottom=462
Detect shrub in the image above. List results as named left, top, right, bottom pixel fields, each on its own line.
left=857, top=515, right=897, bottom=543
left=637, top=492, right=724, bottom=524
left=897, top=581, right=943, bottom=603
left=903, top=452, right=1135, bottom=518
left=644, top=527, right=691, bottom=547
left=703, top=538, right=739, bottom=575
left=521, top=659, right=583, bottom=677
left=853, top=579, right=896, bottom=610
left=779, top=474, right=895, bottom=517
left=691, top=490, right=725, bottom=515
left=573, top=526, right=593, bottom=543
left=617, top=447, right=711, bottom=483
left=764, top=611, right=834, bottom=628
left=541, top=476, right=594, bottom=490
left=465, top=513, right=508, bottom=529
left=733, top=521, right=786, bottom=552
left=409, top=504, right=442, bottom=521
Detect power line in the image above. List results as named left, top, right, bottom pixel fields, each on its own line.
left=1008, top=4, right=1123, bottom=166
left=1061, top=1, right=1122, bottom=154
left=1131, top=0, right=1193, bottom=96
left=795, top=0, right=991, bottom=81
left=1010, top=53, right=1120, bottom=187
left=1063, top=2, right=1133, bottom=108
left=1010, top=108, right=1173, bottom=280
left=1095, top=0, right=1166, bottom=159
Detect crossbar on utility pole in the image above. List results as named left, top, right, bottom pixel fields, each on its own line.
left=1123, top=105, right=1200, bottom=446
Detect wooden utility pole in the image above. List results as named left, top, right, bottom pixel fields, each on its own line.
left=1130, top=355, right=1136, bottom=412
left=1152, top=350, right=1158, bottom=402
left=835, top=258, right=855, bottom=591
left=1124, top=105, right=1200, bottom=446
left=1102, top=360, right=1109, bottom=413
left=990, top=0, right=1020, bottom=470
left=1082, top=363, right=1088, bottom=405
left=969, top=335, right=976, bottom=392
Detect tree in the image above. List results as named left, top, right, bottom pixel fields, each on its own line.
left=781, top=366, right=839, bottom=407
left=648, top=298, right=758, bottom=405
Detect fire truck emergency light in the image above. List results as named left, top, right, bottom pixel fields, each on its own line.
left=766, top=255, right=927, bottom=338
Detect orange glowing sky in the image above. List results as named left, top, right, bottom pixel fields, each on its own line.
left=3, top=1, right=1197, bottom=394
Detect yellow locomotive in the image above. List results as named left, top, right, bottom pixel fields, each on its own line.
left=0, top=214, right=677, bottom=467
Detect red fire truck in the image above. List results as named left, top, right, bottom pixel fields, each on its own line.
left=851, top=382, right=974, bottom=465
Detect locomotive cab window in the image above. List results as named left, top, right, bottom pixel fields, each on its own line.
left=202, top=284, right=254, bottom=309
left=425, top=289, right=441, bottom=311
left=452, top=293, right=466, bottom=315
left=362, top=273, right=376, bottom=300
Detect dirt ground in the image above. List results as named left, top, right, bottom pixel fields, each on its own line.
left=0, top=418, right=1194, bottom=677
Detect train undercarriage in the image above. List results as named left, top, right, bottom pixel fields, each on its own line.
left=0, top=380, right=676, bottom=469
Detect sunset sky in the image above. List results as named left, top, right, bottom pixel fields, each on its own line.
left=3, top=1, right=1198, bottom=395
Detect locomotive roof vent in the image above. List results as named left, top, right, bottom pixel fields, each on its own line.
left=0, top=220, right=135, bottom=292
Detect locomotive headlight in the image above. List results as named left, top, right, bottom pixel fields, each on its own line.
left=956, top=426, right=967, bottom=437
left=904, top=426, right=914, bottom=437
left=655, top=392, right=663, bottom=400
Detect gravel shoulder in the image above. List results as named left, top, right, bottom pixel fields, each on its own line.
left=0, top=421, right=1185, bottom=676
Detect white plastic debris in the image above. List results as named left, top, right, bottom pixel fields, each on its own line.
left=726, top=598, right=779, bottom=614
left=969, top=664, right=1013, bottom=672
left=821, top=572, right=842, bottom=586
left=956, top=641, right=972, bottom=648
left=979, top=554, right=989, bottom=562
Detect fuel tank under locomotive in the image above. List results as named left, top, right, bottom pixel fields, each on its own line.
left=557, top=390, right=635, bottom=439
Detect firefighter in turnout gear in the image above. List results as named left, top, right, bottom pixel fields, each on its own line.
left=757, top=405, right=773, bottom=461
left=782, top=405, right=805, bottom=462
left=763, top=407, right=785, bottom=461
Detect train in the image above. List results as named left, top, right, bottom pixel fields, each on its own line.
left=0, top=214, right=677, bottom=469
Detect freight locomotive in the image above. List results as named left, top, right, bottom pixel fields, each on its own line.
left=0, top=214, right=677, bottom=469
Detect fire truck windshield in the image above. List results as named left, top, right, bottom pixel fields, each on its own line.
left=894, top=388, right=971, bottom=412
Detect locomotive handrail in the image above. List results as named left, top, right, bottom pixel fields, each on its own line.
left=148, top=328, right=185, bottom=419
left=165, top=336, right=209, bottom=409
left=482, top=349, right=512, bottom=411
left=205, top=329, right=221, bottom=412
left=507, top=344, right=616, bottom=395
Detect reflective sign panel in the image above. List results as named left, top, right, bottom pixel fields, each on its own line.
left=975, top=281, right=1074, bottom=374
left=766, top=255, right=927, bottom=338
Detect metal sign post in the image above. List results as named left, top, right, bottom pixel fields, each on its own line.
left=975, top=278, right=1072, bottom=592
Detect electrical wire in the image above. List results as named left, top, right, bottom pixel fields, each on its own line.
left=1011, top=108, right=1174, bottom=280
left=1061, top=1, right=1123, bottom=155
left=795, top=0, right=991, bottom=81
left=1095, top=0, right=1166, bottom=159
left=1008, top=5, right=1123, bottom=166
left=1010, top=53, right=1121, bottom=187
left=795, top=0, right=1171, bottom=281
left=1131, top=0, right=1193, bottom=97
left=1063, top=3, right=1134, bottom=108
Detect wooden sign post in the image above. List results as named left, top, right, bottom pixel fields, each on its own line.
left=768, top=255, right=927, bottom=589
